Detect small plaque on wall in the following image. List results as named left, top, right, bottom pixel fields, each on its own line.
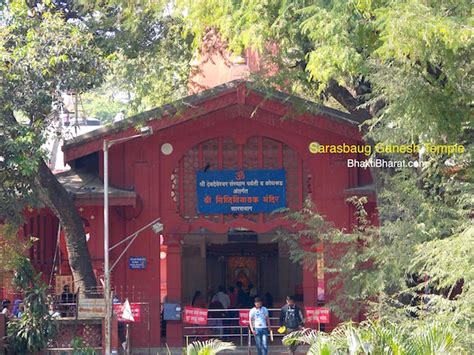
left=129, top=256, right=147, bottom=270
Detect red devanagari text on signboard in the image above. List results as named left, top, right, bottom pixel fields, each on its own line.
left=305, top=307, right=330, bottom=324
left=239, top=310, right=250, bottom=326
left=183, top=307, right=208, bottom=325
left=113, top=303, right=141, bottom=323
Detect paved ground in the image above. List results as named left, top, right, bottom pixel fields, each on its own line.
left=130, top=346, right=309, bottom=354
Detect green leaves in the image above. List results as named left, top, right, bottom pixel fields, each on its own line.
left=7, top=256, right=56, bottom=353
left=277, top=158, right=472, bottom=346
left=0, top=119, right=44, bottom=225
left=0, top=1, right=109, bottom=226
left=284, top=321, right=463, bottom=354
left=0, top=224, right=31, bottom=273
left=109, top=15, right=193, bottom=113
left=71, top=336, right=97, bottom=354
left=1, top=2, right=107, bottom=116
left=186, top=339, right=236, bottom=355
left=180, top=0, right=472, bottom=140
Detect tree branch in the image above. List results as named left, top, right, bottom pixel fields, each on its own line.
left=325, top=79, right=373, bottom=124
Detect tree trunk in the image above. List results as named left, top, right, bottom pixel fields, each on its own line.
left=36, top=159, right=97, bottom=296
left=3, top=109, right=97, bottom=296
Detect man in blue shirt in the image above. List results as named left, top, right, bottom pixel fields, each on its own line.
left=249, top=297, right=271, bottom=355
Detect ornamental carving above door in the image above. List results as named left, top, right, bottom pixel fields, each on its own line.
left=171, top=136, right=310, bottom=224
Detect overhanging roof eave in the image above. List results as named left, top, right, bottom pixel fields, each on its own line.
left=62, top=80, right=360, bottom=161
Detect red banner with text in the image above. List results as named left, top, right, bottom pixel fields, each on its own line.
left=305, top=307, right=330, bottom=324
left=239, top=310, right=250, bottom=326
left=184, top=307, right=208, bottom=325
left=113, top=303, right=141, bottom=323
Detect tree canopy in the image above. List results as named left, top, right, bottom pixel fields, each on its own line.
left=0, top=0, right=193, bottom=293
left=179, top=0, right=472, bottom=140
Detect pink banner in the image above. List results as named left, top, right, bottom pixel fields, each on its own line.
left=305, top=307, right=330, bottom=324
left=113, top=303, right=141, bottom=323
left=239, top=310, right=250, bottom=326
left=184, top=307, right=208, bottom=325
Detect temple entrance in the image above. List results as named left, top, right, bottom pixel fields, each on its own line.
left=181, top=231, right=303, bottom=307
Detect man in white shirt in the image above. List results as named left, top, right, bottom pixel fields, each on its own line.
left=212, top=285, right=230, bottom=309
left=249, top=297, right=271, bottom=355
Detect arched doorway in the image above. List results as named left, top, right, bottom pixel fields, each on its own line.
left=181, top=228, right=303, bottom=306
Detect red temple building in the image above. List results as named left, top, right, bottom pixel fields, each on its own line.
left=2, top=49, right=376, bottom=348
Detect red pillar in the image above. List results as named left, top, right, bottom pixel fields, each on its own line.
left=164, top=234, right=183, bottom=346
left=303, top=267, right=317, bottom=308
left=301, top=239, right=317, bottom=308
left=303, top=259, right=317, bottom=331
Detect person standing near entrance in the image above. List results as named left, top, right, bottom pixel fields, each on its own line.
left=248, top=283, right=257, bottom=298
left=212, top=285, right=230, bottom=309
left=249, top=297, right=271, bottom=355
left=279, top=296, right=304, bottom=354
left=228, top=286, right=237, bottom=308
left=236, top=281, right=252, bottom=308
left=191, top=291, right=207, bottom=308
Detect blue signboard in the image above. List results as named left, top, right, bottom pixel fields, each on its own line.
left=196, top=169, right=286, bottom=214
left=129, top=257, right=147, bottom=270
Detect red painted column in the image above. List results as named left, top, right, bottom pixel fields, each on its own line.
left=302, top=240, right=318, bottom=327
left=303, top=265, right=317, bottom=308
left=164, top=234, right=183, bottom=346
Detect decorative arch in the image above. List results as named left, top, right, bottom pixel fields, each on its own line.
left=170, top=135, right=311, bottom=231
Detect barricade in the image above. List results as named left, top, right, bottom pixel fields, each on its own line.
left=183, top=308, right=286, bottom=347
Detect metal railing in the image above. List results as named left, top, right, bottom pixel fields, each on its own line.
left=183, top=308, right=287, bottom=347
